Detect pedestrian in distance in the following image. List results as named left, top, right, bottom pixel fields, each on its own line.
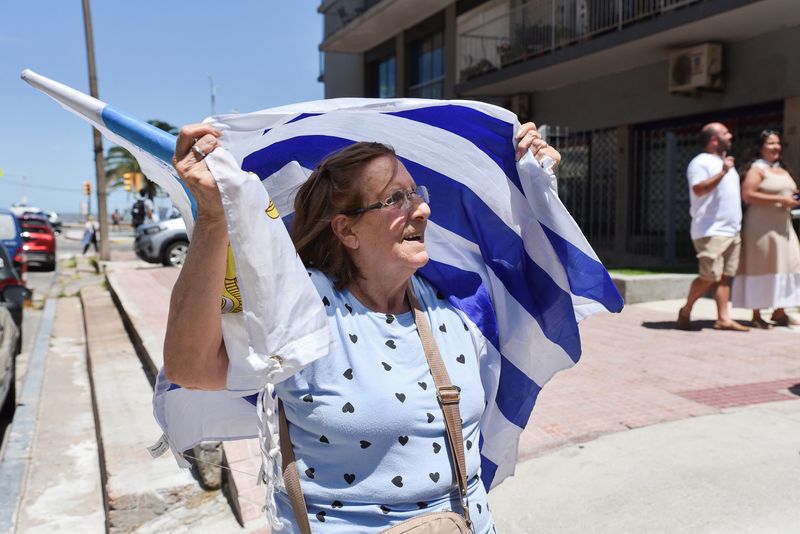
left=732, top=130, right=800, bottom=328
left=111, top=208, right=122, bottom=231
left=163, top=121, right=559, bottom=533
left=81, top=216, right=99, bottom=255
left=677, top=122, right=749, bottom=331
left=132, top=187, right=159, bottom=230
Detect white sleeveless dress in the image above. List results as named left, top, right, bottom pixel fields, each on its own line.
left=732, top=160, right=800, bottom=309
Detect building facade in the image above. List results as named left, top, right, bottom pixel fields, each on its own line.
left=318, top=0, right=800, bottom=266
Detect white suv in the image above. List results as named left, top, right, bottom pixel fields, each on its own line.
left=134, top=215, right=189, bottom=267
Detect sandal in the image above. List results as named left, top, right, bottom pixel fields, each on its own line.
left=676, top=308, right=691, bottom=330
left=771, top=314, right=800, bottom=327
left=751, top=317, right=773, bottom=330
left=713, top=320, right=750, bottom=332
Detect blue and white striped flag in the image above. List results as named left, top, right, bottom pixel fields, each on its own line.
left=23, top=70, right=623, bottom=493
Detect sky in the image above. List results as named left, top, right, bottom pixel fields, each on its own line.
left=0, top=0, right=324, bottom=215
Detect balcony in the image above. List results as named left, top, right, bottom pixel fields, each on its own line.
left=320, top=0, right=452, bottom=53
left=456, top=0, right=798, bottom=95
left=320, top=0, right=383, bottom=40
left=459, top=0, right=704, bottom=83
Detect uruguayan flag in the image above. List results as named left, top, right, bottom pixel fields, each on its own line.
left=22, top=71, right=623, bottom=499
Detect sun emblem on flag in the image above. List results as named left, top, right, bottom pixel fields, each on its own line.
left=266, top=199, right=280, bottom=219
left=221, top=245, right=242, bottom=314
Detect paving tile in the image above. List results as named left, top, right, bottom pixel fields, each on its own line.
left=517, top=301, right=800, bottom=461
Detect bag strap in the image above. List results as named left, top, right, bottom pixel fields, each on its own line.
left=278, top=399, right=313, bottom=534
left=276, top=283, right=472, bottom=533
left=406, top=285, right=472, bottom=530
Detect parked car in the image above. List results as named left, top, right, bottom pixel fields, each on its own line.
left=134, top=214, right=189, bottom=267
left=47, top=211, right=62, bottom=234
left=0, top=209, right=24, bottom=272
left=19, top=213, right=56, bottom=271
left=9, top=205, right=60, bottom=233
left=0, top=306, right=20, bottom=420
left=0, top=246, right=30, bottom=363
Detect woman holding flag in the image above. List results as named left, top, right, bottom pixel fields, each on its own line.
left=164, top=121, right=557, bottom=533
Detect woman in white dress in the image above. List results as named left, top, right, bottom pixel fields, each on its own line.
left=732, top=130, right=800, bottom=327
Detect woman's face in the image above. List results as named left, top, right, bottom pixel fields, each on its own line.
left=348, top=155, right=431, bottom=280
left=760, top=134, right=781, bottom=163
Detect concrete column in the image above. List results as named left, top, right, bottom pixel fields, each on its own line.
left=444, top=4, right=457, bottom=99
left=614, top=125, right=631, bottom=257
left=783, top=96, right=800, bottom=174
left=324, top=52, right=364, bottom=98
left=395, top=32, right=406, bottom=97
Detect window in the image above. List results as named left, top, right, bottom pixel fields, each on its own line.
left=367, top=55, right=397, bottom=98
left=408, top=32, right=444, bottom=98
left=0, top=215, right=17, bottom=240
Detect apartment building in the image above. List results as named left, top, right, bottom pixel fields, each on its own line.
left=318, top=0, right=800, bottom=265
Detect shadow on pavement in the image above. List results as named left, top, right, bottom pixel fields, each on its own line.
left=641, top=319, right=719, bottom=331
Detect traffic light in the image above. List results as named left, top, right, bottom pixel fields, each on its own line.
left=123, top=172, right=144, bottom=192
left=83, top=181, right=92, bottom=195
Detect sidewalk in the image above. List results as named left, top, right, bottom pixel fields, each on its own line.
left=489, top=299, right=800, bottom=532
left=105, top=258, right=268, bottom=530
left=3, top=254, right=250, bottom=534
left=515, top=299, right=800, bottom=461
left=105, top=260, right=800, bottom=532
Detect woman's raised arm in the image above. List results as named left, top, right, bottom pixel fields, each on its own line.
left=163, top=124, right=229, bottom=389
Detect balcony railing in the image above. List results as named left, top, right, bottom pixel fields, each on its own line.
left=321, top=0, right=383, bottom=40
left=458, top=0, right=703, bottom=82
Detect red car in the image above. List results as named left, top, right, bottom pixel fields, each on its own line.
left=0, top=245, right=30, bottom=356
left=19, top=213, right=56, bottom=271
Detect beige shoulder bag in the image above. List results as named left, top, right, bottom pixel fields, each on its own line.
left=278, top=284, right=473, bottom=533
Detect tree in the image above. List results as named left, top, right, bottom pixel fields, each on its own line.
left=104, top=119, right=178, bottom=196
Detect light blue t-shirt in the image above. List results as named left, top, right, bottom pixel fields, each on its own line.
left=273, top=269, right=496, bottom=533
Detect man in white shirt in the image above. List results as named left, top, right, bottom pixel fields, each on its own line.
left=677, top=122, right=749, bottom=331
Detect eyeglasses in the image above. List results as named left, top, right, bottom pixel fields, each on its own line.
left=342, top=185, right=430, bottom=215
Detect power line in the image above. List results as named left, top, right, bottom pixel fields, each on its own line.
left=1, top=178, right=85, bottom=194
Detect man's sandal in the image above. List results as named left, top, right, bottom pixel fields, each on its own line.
left=713, top=320, right=750, bottom=332
left=676, top=309, right=691, bottom=331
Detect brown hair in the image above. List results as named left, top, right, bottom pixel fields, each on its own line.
left=740, top=130, right=796, bottom=183
left=290, top=141, right=396, bottom=289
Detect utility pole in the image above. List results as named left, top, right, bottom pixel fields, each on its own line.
left=82, top=0, right=109, bottom=260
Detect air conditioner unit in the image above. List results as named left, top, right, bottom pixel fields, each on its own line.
left=668, top=43, right=724, bottom=93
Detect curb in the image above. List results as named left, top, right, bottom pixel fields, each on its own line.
left=0, top=299, right=57, bottom=534
left=105, top=277, right=157, bottom=386
left=103, top=270, right=237, bottom=516
left=80, top=284, right=228, bottom=532
left=611, top=273, right=696, bottom=304
left=104, top=267, right=268, bottom=530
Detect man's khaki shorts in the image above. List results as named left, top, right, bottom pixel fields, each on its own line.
left=692, top=235, right=741, bottom=282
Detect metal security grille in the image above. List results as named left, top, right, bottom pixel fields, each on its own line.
left=544, top=126, right=618, bottom=252
left=629, top=103, right=784, bottom=263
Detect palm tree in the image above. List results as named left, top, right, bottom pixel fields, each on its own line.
left=105, top=119, right=178, bottom=196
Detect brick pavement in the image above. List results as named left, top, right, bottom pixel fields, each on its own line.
left=516, top=303, right=800, bottom=461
